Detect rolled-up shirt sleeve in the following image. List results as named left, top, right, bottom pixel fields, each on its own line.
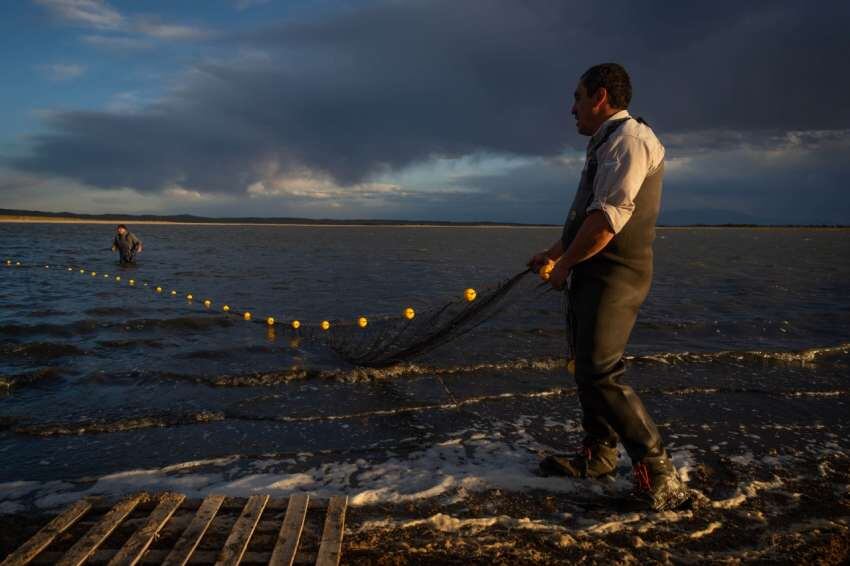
left=587, top=135, right=653, bottom=234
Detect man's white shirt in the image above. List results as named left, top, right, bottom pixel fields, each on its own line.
left=585, top=110, right=665, bottom=234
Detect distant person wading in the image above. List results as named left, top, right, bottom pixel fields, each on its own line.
left=111, top=224, right=143, bottom=264
left=528, top=63, right=691, bottom=511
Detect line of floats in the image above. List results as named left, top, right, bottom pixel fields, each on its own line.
left=3, top=258, right=483, bottom=332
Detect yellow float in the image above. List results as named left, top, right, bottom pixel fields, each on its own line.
left=464, top=288, right=477, bottom=302
left=538, top=259, right=556, bottom=281
left=243, top=312, right=252, bottom=321
left=266, top=316, right=275, bottom=326
left=203, top=299, right=212, bottom=308
left=222, top=305, right=230, bottom=312
left=404, top=307, right=416, bottom=320
left=321, top=320, right=331, bottom=331
left=358, top=316, right=368, bottom=328
left=186, top=293, right=193, bottom=300
left=291, top=320, right=301, bottom=330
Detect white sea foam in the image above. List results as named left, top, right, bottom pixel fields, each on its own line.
left=689, top=521, right=723, bottom=539
left=0, top=416, right=691, bottom=510
left=0, top=416, right=698, bottom=516
left=711, top=477, right=784, bottom=509
left=355, top=508, right=694, bottom=542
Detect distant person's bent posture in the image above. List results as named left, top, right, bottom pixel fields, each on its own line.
left=112, top=224, right=142, bottom=264
left=529, top=63, right=689, bottom=511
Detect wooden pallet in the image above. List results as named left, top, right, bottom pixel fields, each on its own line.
left=1, top=493, right=347, bottom=566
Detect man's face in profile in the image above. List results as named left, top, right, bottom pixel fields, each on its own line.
left=571, top=81, right=596, bottom=136
left=117, top=227, right=127, bottom=236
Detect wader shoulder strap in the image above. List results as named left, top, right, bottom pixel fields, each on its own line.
left=589, top=118, right=631, bottom=160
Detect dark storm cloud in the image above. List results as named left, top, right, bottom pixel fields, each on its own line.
left=9, top=0, right=850, bottom=196
left=455, top=130, right=850, bottom=225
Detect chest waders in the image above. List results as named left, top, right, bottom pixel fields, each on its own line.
left=561, top=117, right=665, bottom=462
left=115, top=235, right=139, bottom=264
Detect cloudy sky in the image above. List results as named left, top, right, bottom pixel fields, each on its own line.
left=1, top=0, right=848, bottom=224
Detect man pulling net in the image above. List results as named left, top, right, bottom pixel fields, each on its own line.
left=111, top=224, right=143, bottom=265
left=529, top=63, right=690, bottom=511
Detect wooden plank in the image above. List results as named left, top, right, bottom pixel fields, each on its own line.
left=316, top=496, right=347, bottom=566
left=37, top=548, right=317, bottom=564
left=173, top=496, right=328, bottom=512
left=214, top=494, right=269, bottom=566
left=0, top=499, right=92, bottom=566
left=107, top=492, right=185, bottom=566
left=268, top=494, right=310, bottom=566
left=56, top=493, right=146, bottom=566
left=161, top=494, right=225, bottom=566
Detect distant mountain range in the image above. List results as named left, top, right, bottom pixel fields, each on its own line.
left=0, top=208, right=845, bottom=228
left=658, top=208, right=770, bottom=226
left=0, top=208, right=550, bottom=227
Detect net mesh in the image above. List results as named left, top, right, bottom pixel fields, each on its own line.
left=314, top=268, right=556, bottom=367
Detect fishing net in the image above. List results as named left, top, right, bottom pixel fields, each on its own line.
left=313, top=267, right=560, bottom=367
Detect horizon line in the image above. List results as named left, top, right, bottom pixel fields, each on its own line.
left=0, top=208, right=848, bottom=229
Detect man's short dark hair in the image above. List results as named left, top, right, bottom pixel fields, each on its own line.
left=581, top=63, right=632, bottom=109
left=117, top=224, right=127, bottom=230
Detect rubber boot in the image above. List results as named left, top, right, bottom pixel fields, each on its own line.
left=631, top=452, right=690, bottom=511
left=539, top=440, right=619, bottom=479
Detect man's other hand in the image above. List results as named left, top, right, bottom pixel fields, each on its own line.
left=527, top=251, right=549, bottom=271
left=548, top=260, right=571, bottom=290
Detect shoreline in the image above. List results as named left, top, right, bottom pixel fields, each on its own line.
left=1, top=216, right=848, bottom=230
left=0, top=216, right=557, bottom=229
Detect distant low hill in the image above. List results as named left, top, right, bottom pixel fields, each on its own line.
left=658, top=208, right=762, bottom=226
left=0, top=208, right=554, bottom=227
left=0, top=208, right=845, bottom=228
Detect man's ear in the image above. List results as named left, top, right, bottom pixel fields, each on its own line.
left=592, top=87, right=609, bottom=111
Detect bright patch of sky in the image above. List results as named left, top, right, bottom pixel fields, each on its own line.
left=0, top=0, right=312, bottom=152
